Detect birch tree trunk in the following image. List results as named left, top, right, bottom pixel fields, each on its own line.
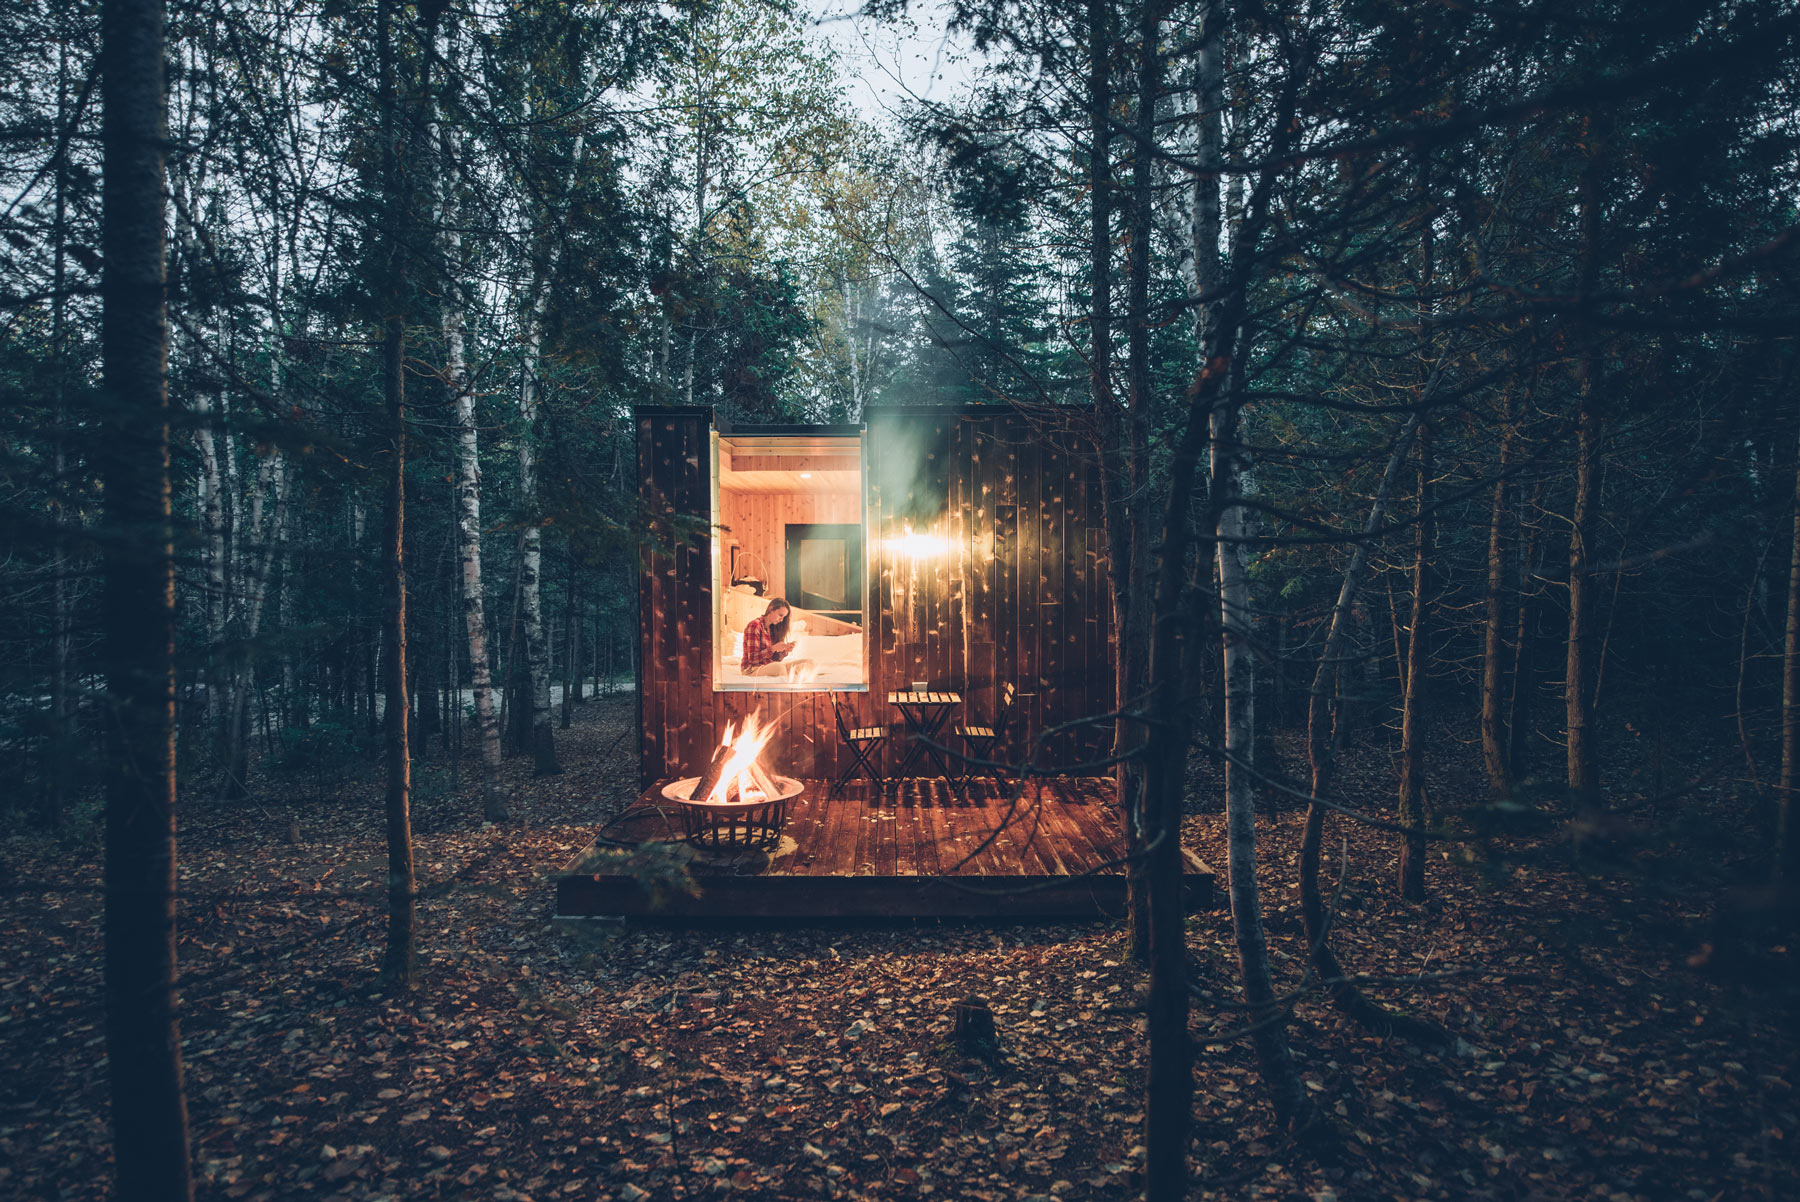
left=512, top=64, right=604, bottom=779
left=99, top=0, right=194, bottom=1192
left=517, top=328, right=561, bottom=776
left=1397, top=422, right=1433, bottom=902
left=195, top=390, right=227, bottom=740
left=435, top=25, right=507, bottom=821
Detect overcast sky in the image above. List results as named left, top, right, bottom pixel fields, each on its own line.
left=806, top=0, right=978, bottom=127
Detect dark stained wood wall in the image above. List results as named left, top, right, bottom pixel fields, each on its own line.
left=638, top=406, right=1112, bottom=786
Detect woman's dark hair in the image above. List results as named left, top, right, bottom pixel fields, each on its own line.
left=762, top=597, right=791, bottom=644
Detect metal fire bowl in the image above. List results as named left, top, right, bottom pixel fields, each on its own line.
left=661, top=775, right=805, bottom=807
left=661, top=775, right=803, bottom=848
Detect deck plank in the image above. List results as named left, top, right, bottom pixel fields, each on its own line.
left=904, top=779, right=939, bottom=877
left=817, top=784, right=859, bottom=876
left=1055, top=779, right=1122, bottom=874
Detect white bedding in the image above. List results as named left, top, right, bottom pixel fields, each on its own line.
left=720, top=631, right=865, bottom=689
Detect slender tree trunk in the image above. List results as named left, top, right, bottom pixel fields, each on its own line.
left=501, top=556, right=525, bottom=754
left=1086, top=0, right=1150, bottom=966
left=1214, top=371, right=1312, bottom=1132
left=1778, top=413, right=1800, bottom=884
left=423, top=23, right=496, bottom=816
left=437, top=103, right=506, bottom=818
left=1125, top=6, right=1192, bottom=1194
left=99, top=0, right=194, bottom=1193
left=378, top=0, right=415, bottom=985
left=1080, top=0, right=1148, bottom=962
left=562, top=560, right=581, bottom=727
left=1397, top=423, right=1433, bottom=901
left=1480, top=399, right=1515, bottom=795
left=1566, top=400, right=1603, bottom=813
left=219, top=456, right=290, bottom=799
left=1183, top=44, right=1314, bottom=1135
left=1507, top=482, right=1543, bottom=778
left=195, top=391, right=227, bottom=744
left=1566, top=152, right=1604, bottom=815
left=1303, top=412, right=1433, bottom=1036
left=46, top=37, right=74, bottom=827
left=518, top=299, right=561, bottom=777
left=414, top=559, right=441, bottom=754
left=1190, top=26, right=1226, bottom=763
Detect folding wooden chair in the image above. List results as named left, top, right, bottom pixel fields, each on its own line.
left=831, top=692, right=888, bottom=796
left=955, top=683, right=1016, bottom=787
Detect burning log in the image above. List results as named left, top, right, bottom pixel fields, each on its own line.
left=690, top=739, right=733, bottom=803
left=746, top=759, right=781, bottom=803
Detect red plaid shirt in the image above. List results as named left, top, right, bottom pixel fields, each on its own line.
left=741, top=616, right=787, bottom=670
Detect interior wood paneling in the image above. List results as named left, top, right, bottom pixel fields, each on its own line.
left=717, top=488, right=860, bottom=600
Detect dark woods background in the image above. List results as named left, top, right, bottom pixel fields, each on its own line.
left=7, top=0, right=1795, bottom=850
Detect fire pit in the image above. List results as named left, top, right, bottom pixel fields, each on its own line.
left=664, top=711, right=801, bottom=848
left=661, top=773, right=803, bottom=848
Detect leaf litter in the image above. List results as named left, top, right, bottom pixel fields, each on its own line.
left=1, top=699, right=1795, bottom=1200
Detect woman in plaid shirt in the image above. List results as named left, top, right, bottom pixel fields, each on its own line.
left=742, top=597, right=804, bottom=677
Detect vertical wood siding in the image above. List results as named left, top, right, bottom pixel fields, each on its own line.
left=639, top=408, right=1113, bottom=786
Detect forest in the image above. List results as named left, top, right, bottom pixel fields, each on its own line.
left=2, top=0, right=1799, bottom=1199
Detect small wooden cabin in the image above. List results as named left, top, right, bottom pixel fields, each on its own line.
left=634, top=405, right=1116, bottom=786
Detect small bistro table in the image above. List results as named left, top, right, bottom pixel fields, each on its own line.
left=888, top=690, right=963, bottom=777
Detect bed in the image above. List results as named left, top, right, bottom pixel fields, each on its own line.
left=717, top=586, right=867, bottom=690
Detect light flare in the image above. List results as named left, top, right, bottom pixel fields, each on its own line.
left=890, top=522, right=948, bottom=558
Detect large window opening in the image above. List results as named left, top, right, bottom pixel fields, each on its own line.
left=713, top=433, right=866, bottom=691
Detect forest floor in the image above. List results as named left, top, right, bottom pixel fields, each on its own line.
left=2, top=695, right=1796, bottom=1202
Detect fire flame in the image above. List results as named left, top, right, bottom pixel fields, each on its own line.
left=703, top=710, right=776, bottom=804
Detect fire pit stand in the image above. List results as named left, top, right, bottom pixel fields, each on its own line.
left=660, top=775, right=804, bottom=848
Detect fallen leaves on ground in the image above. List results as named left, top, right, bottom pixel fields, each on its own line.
left=1, top=699, right=1795, bottom=1200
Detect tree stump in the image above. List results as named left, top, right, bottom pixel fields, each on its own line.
left=953, top=996, right=997, bottom=1055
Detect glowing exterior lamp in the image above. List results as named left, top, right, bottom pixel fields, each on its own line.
left=890, top=524, right=948, bottom=558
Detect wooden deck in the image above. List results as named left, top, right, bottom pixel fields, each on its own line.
left=555, top=776, right=1215, bottom=920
